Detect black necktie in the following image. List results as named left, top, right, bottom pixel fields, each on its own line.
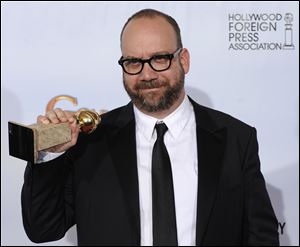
left=152, top=122, right=178, bottom=246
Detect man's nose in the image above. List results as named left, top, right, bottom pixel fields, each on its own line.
left=139, top=62, right=158, bottom=81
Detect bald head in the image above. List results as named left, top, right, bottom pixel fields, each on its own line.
left=120, top=9, right=182, bottom=53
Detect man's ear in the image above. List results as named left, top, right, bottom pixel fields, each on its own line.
left=179, top=48, right=190, bottom=74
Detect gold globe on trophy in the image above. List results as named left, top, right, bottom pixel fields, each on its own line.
left=75, top=109, right=101, bottom=134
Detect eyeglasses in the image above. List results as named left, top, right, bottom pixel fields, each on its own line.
left=118, top=48, right=182, bottom=75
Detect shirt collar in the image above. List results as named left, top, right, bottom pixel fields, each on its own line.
left=134, top=94, right=193, bottom=141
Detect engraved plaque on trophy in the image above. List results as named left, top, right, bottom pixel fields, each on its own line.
left=8, top=96, right=103, bottom=163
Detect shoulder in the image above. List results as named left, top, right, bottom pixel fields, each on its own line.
left=79, top=102, right=134, bottom=139
left=69, top=102, right=134, bottom=155
left=189, top=97, right=256, bottom=137
left=100, top=102, right=134, bottom=127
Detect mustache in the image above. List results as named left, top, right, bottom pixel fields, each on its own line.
left=134, top=80, right=168, bottom=90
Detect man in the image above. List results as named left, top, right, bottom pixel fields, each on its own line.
left=21, top=9, right=279, bottom=246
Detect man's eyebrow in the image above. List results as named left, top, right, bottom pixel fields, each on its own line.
left=122, top=50, right=172, bottom=60
left=122, top=55, right=141, bottom=60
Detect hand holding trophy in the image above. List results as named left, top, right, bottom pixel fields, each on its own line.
left=8, top=95, right=103, bottom=163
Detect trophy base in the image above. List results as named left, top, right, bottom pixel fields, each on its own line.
left=8, top=121, right=71, bottom=163
left=8, top=122, right=35, bottom=163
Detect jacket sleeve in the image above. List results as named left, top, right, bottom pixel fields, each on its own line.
left=243, top=128, right=279, bottom=246
left=21, top=153, right=75, bottom=243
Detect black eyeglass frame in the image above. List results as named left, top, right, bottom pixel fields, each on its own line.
left=118, top=48, right=182, bottom=75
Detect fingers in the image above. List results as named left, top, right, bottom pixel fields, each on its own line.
left=48, top=108, right=67, bottom=123
left=37, top=108, right=76, bottom=125
left=65, top=110, right=77, bottom=123
left=55, top=108, right=68, bottom=123
left=37, top=115, right=50, bottom=124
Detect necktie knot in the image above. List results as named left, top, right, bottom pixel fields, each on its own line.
left=155, top=122, right=168, bottom=139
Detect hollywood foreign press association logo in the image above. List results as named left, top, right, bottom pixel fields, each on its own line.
left=228, top=12, right=296, bottom=51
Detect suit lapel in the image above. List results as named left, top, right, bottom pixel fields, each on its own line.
left=106, top=103, right=141, bottom=245
left=190, top=99, right=227, bottom=245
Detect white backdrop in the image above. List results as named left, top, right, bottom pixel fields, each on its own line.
left=1, top=1, right=299, bottom=246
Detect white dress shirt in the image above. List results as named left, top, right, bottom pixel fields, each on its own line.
left=134, top=95, right=198, bottom=246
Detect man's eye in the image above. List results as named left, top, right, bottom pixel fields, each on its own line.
left=152, top=55, right=169, bottom=63
left=125, top=59, right=141, bottom=66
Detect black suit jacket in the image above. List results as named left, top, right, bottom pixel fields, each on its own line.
left=21, top=98, right=279, bottom=246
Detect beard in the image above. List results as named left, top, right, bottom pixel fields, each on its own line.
left=123, top=65, right=185, bottom=113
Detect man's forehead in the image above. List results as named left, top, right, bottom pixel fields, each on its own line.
left=122, top=49, right=175, bottom=59
left=121, top=44, right=176, bottom=59
left=124, top=18, right=172, bottom=37
left=121, top=16, right=177, bottom=55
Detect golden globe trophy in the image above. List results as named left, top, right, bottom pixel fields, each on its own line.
left=8, top=95, right=103, bottom=163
